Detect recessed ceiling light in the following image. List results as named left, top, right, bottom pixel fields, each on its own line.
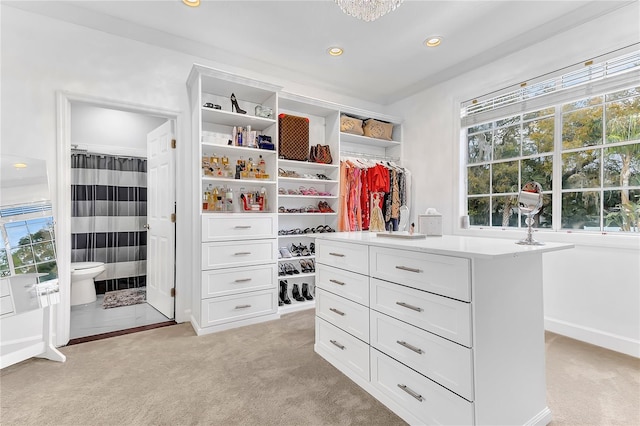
left=424, top=36, right=442, bottom=47
left=13, top=163, right=28, bottom=169
left=328, top=47, right=344, bottom=57
left=182, top=0, right=200, bottom=7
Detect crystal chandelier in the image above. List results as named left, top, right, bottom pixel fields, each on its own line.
left=335, top=0, right=404, bottom=22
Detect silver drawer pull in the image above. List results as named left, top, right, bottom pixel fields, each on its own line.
left=395, top=265, right=422, bottom=273
left=234, top=225, right=252, bottom=229
left=397, top=340, right=424, bottom=354
left=234, top=252, right=251, bottom=256
left=234, top=278, right=252, bottom=283
left=329, top=279, right=345, bottom=286
left=329, top=307, right=345, bottom=316
left=234, top=304, right=251, bottom=309
left=329, top=252, right=345, bottom=257
left=396, top=301, right=423, bottom=312
left=397, top=384, right=424, bottom=402
left=330, top=339, right=345, bottom=350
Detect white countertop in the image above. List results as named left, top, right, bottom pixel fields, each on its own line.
left=316, top=232, right=574, bottom=259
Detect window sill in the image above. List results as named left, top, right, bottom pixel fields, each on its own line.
left=453, top=227, right=640, bottom=251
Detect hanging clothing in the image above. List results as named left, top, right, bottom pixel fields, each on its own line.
left=339, top=158, right=411, bottom=232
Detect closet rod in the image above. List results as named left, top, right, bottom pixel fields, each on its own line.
left=340, top=150, right=400, bottom=162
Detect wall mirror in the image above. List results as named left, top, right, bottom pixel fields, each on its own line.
left=516, top=181, right=544, bottom=246
left=1, top=155, right=59, bottom=316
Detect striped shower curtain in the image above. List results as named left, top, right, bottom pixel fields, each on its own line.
left=71, top=153, right=147, bottom=294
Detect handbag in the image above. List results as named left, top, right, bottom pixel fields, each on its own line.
left=309, top=144, right=332, bottom=164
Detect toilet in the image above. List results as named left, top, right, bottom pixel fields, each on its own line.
left=70, top=262, right=105, bottom=306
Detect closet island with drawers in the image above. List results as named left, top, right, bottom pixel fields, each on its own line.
left=314, top=232, right=573, bottom=426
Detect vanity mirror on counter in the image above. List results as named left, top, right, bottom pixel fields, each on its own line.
left=0, top=155, right=66, bottom=369
left=516, top=181, right=544, bottom=246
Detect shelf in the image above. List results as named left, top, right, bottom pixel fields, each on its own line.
left=277, top=195, right=338, bottom=199
left=278, top=177, right=338, bottom=185
left=340, top=132, right=401, bottom=148
left=278, top=299, right=315, bottom=315
left=202, top=107, right=276, bottom=130
left=278, top=212, right=337, bottom=216
left=278, top=272, right=316, bottom=279
left=202, top=143, right=277, bottom=156
left=278, top=232, right=324, bottom=238
left=278, top=255, right=315, bottom=262
left=202, top=176, right=276, bottom=185
left=277, top=159, right=340, bottom=172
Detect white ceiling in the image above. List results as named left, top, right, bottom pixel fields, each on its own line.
left=5, top=0, right=634, bottom=105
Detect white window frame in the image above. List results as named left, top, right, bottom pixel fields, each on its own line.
left=457, top=50, right=640, bottom=249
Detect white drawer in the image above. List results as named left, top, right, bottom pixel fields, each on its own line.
left=371, top=349, right=474, bottom=426
left=316, top=289, right=369, bottom=343
left=202, top=213, right=276, bottom=241
left=316, top=239, right=368, bottom=275
left=370, top=246, right=471, bottom=302
left=316, top=264, right=369, bottom=306
left=315, top=317, right=370, bottom=381
left=202, top=239, right=276, bottom=269
left=0, top=295, right=14, bottom=316
left=200, top=289, right=277, bottom=327
left=370, top=310, right=473, bottom=400
left=0, top=279, right=11, bottom=297
left=201, top=264, right=276, bottom=298
left=370, top=278, right=472, bottom=347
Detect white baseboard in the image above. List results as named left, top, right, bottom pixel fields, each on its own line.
left=545, top=317, right=640, bottom=358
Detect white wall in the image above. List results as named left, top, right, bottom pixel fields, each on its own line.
left=71, top=104, right=167, bottom=157
left=389, top=3, right=640, bottom=357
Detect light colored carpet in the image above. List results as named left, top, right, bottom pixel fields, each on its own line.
left=0, top=309, right=638, bottom=425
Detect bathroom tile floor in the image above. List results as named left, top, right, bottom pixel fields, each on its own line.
left=70, top=295, right=170, bottom=340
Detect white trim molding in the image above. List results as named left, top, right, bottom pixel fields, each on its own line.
left=545, top=317, right=640, bottom=358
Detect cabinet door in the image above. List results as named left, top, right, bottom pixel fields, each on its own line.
left=316, top=239, right=368, bottom=275
left=370, top=246, right=471, bottom=302
left=201, top=264, right=276, bottom=298
left=370, top=278, right=472, bottom=347
left=316, top=264, right=369, bottom=306
left=371, top=349, right=474, bottom=426
left=370, top=310, right=473, bottom=400
left=202, top=214, right=277, bottom=242
left=202, top=239, right=276, bottom=269
left=200, top=289, right=277, bottom=327
left=316, top=288, right=369, bottom=343
left=315, top=317, right=370, bottom=381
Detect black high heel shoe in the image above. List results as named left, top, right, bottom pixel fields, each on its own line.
left=279, top=280, right=291, bottom=305
left=302, top=283, right=314, bottom=301
left=230, top=93, right=246, bottom=114
left=292, top=284, right=305, bottom=302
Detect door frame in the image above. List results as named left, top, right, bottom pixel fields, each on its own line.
left=56, top=91, right=187, bottom=346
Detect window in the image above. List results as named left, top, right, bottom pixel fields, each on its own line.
left=0, top=207, right=57, bottom=282
left=462, top=50, right=640, bottom=234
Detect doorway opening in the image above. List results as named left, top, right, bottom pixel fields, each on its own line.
left=58, top=98, right=179, bottom=344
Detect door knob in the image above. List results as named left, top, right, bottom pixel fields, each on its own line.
left=143, top=224, right=150, bottom=229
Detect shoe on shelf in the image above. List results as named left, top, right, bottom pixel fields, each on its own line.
left=309, top=242, right=315, bottom=254
left=278, top=264, right=286, bottom=276
left=279, top=247, right=293, bottom=258
left=302, top=283, right=314, bottom=301
left=292, top=284, right=306, bottom=302
left=279, top=280, right=291, bottom=305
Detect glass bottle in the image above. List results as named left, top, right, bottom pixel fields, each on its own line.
left=225, top=185, right=234, bottom=212
left=202, top=190, right=209, bottom=211
left=258, top=155, right=266, bottom=175
left=211, top=186, right=220, bottom=211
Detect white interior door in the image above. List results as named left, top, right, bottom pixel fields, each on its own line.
left=146, top=120, right=175, bottom=319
